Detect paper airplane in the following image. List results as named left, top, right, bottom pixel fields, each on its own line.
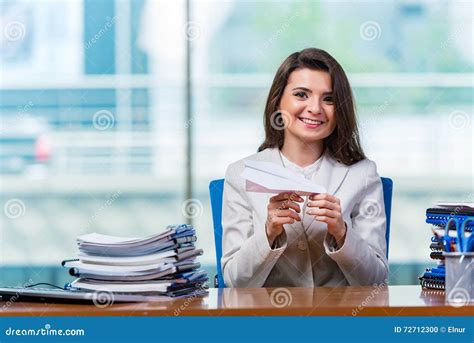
left=241, top=160, right=327, bottom=196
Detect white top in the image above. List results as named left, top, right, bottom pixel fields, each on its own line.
left=279, top=151, right=323, bottom=180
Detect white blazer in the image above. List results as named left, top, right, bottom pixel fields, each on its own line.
left=221, top=148, right=388, bottom=288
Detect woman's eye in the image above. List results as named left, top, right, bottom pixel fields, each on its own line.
left=294, top=92, right=308, bottom=99
left=323, top=96, right=334, bottom=103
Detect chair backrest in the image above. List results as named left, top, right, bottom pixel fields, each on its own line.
left=209, top=177, right=393, bottom=288
left=380, top=177, right=393, bottom=257
left=209, top=179, right=226, bottom=288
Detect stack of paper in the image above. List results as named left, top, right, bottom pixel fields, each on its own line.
left=241, top=160, right=326, bottom=195
left=63, top=224, right=208, bottom=297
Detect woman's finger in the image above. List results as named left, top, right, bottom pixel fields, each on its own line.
left=271, top=217, right=296, bottom=225
left=306, top=199, right=340, bottom=211
left=309, top=193, right=340, bottom=204
left=270, top=192, right=304, bottom=203
left=313, top=216, right=338, bottom=225
left=306, top=208, right=340, bottom=218
left=277, top=200, right=301, bottom=213
left=270, top=209, right=301, bottom=221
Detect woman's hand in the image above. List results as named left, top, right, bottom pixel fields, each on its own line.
left=266, top=192, right=304, bottom=246
left=306, top=193, right=347, bottom=247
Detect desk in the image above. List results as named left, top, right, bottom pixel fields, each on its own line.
left=1, top=286, right=472, bottom=316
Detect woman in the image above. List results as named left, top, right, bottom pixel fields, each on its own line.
left=221, top=48, right=388, bottom=288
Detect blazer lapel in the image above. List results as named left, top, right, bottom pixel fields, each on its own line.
left=312, top=152, right=349, bottom=196
left=265, top=147, right=282, bottom=164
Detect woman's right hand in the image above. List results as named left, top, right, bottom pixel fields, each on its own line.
left=266, top=192, right=304, bottom=246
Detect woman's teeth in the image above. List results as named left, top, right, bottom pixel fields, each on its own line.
left=300, top=118, right=323, bottom=125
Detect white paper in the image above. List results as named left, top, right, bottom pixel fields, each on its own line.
left=77, top=229, right=172, bottom=246
left=437, top=202, right=474, bottom=209
left=64, top=260, right=169, bottom=273
left=241, top=160, right=327, bottom=195
left=78, top=249, right=177, bottom=266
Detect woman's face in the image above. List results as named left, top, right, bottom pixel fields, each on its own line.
left=278, top=68, right=337, bottom=145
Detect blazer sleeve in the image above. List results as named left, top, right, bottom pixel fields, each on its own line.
left=221, top=162, right=287, bottom=288
left=323, top=160, right=389, bottom=285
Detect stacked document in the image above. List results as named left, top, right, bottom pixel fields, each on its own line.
left=63, top=224, right=208, bottom=297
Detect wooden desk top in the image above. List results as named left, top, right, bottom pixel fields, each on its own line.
left=1, top=285, right=471, bottom=316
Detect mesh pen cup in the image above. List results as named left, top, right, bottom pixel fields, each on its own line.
left=444, top=252, right=474, bottom=307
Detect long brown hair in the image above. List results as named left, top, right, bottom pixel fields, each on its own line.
left=258, top=48, right=365, bottom=165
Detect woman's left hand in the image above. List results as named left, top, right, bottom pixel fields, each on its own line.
left=306, top=193, right=347, bottom=247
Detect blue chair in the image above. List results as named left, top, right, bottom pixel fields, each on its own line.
left=209, top=177, right=393, bottom=288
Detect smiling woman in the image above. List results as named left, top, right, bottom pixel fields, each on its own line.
left=259, top=48, right=365, bottom=166
left=221, top=48, right=388, bottom=288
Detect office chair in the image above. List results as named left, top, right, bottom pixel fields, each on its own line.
left=209, top=177, right=393, bottom=288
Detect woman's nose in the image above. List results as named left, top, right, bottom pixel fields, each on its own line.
left=306, top=98, right=321, bottom=115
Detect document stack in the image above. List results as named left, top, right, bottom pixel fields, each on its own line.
left=419, top=202, right=474, bottom=290
left=63, top=224, right=208, bottom=297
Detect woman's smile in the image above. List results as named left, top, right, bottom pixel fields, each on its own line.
left=298, top=117, right=325, bottom=129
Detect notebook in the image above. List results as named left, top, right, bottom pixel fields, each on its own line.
left=0, top=286, right=174, bottom=304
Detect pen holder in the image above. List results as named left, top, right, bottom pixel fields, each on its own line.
left=443, top=252, right=474, bottom=307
